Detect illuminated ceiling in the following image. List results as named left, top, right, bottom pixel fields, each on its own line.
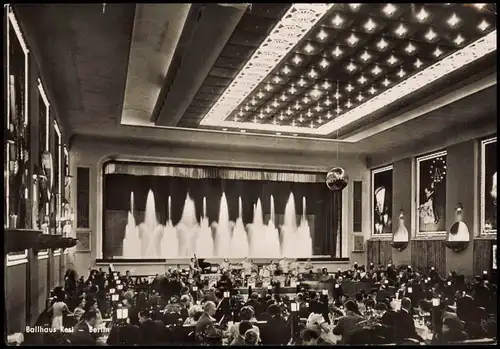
left=14, top=3, right=497, bottom=150
left=189, top=3, right=497, bottom=136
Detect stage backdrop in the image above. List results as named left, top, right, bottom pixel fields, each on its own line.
left=102, top=162, right=342, bottom=260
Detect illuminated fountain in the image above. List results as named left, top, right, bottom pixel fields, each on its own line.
left=122, top=191, right=141, bottom=258
left=214, top=193, right=231, bottom=257
left=138, top=190, right=164, bottom=258
left=265, top=195, right=282, bottom=258
left=177, top=194, right=198, bottom=257
left=229, top=197, right=250, bottom=258
left=248, top=198, right=266, bottom=257
left=195, top=197, right=214, bottom=257
left=280, top=192, right=297, bottom=258
left=162, top=196, right=179, bottom=257
left=296, top=196, right=313, bottom=258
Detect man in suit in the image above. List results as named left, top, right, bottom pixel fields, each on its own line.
left=138, top=309, right=167, bottom=345
left=70, top=310, right=99, bottom=345
left=214, top=290, right=229, bottom=322
left=396, top=298, right=423, bottom=343
left=260, top=304, right=290, bottom=345
left=245, top=292, right=264, bottom=318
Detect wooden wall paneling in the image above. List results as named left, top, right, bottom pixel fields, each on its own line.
left=367, top=239, right=392, bottom=266
left=411, top=240, right=446, bottom=275
left=5, top=263, right=27, bottom=334
left=473, top=239, right=493, bottom=276
left=37, top=257, right=48, bottom=319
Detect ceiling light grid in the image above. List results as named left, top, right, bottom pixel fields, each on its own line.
left=201, top=4, right=334, bottom=126
left=201, top=4, right=496, bottom=135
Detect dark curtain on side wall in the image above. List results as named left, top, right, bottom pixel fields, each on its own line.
left=102, top=162, right=342, bottom=259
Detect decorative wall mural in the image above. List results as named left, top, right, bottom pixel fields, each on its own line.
left=481, top=137, right=497, bottom=234
left=372, top=166, right=393, bottom=236
left=417, top=152, right=447, bottom=234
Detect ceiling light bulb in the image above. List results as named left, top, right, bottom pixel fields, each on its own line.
left=447, top=13, right=460, bottom=27
left=326, top=111, right=333, bottom=119
left=332, top=46, right=343, bottom=58
left=250, top=98, right=257, bottom=105
left=234, top=116, right=239, bottom=121
left=347, top=33, right=359, bottom=46
left=358, top=75, right=367, bottom=84
left=364, top=18, right=377, bottom=32
left=473, top=4, right=487, bottom=10
left=282, top=66, right=291, bottom=75
left=387, top=55, right=398, bottom=65
left=265, top=84, right=272, bottom=92
left=244, top=105, right=250, bottom=111
left=303, top=96, right=310, bottom=104
left=318, top=118, right=323, bottom=124
left=273, top=76, right=282, bottom=84
left=317, top=29, right=328, bottom=41
left=310, top=89, right=322, bottom=99
left=325, top=98, right=332, bottom=106
left=397, top=68, right=406, bottom=78
left=346, top=62, right=357, bottom=73
left=414, top=58, right=423, bottom=68
left=280, top=94, right=287, bottom=101
left=405, top=42, right=416, bottom=54
left=319, top=59, right=330, bottom=69
left=286, top=108, right=292, bottom=115
left=259, top=112, right=264, bottom=119
left=346, top=100, right=353, bottom=108
left=332, top=14, right=344, bottom=27
left=334, top=91, right=341, bottom=100
left=416, top=7, right=429, bottom=22
left=395, top=24, right=408, bottom=37
left=454, top=34, right=465, bottom=46
left=279, top=113, right=284, bottom=121
left=360, top=51, right=372, bottom=62
left=369, top=86, right=377, bottom=95
left=304, top=43, right=315, bottom=53
left=382, top=78, right=390, bottom=87
left=253, top=117, right=258, bottom=123
left=257, top=91, right=264, bottom=99
left=292, top=120, right=297, bottom=126
left=294, top=101, right=300, bottom=110
left=272, top=100, right=279, bottom=108
left=309, top=121, right=315, bottom=128
left=346, top=83, right=354, bottom=92
left=377, top=38, right=389, bottom=50
left=433, top=47, right=443, bottom=58
left=306, top=109, right=312, bottom=118
left=273, top=118, right=277, bottom=125
left=308, top=69, right=318, bottom=78
left=478, top=20, right=490, bottom=32
left=315, top=105, right=322, bottom=112
left=322, top=81, right=331, bottom=90
left=336, top=105, right=342, bottom=115
left=298, top=116, right=304, bottom=122
left=356, top=94, right=364, bottom=102
left=291, top=86, right=298, bottom=95
left=298, top=78, right=306, bottom=87
left=292, top=55, right=302, bottom=65
left=238, top=110, right=244, bottom=117
left=425, top=28, right=437, bottom=41
left=383, top=4, right=397, bottom=17
left=372, top=65, right=382, bottom=75
left=349, top=4, right=361, bottom=11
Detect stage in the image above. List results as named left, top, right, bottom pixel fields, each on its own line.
left=95, top=257, right=351, bottom=275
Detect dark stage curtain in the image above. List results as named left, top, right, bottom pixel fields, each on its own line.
left=102, top=162, right=342, bottom=259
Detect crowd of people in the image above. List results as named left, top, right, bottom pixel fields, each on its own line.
left=20, top=257, right=497, bottom=346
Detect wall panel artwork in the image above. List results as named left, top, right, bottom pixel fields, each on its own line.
left=372, top=166, right=393, bottom=236
left=417, top=151, right=447, bottom=235
left=481, top=137, right=496, bottom=234
left=102, top=162, right=342, bottom=260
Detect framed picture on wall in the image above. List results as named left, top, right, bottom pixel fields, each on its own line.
left=416, top=151, right=447, bottom=235
left=481, top=137, right=497, bottom=235
left=372, top=166, right=393, bottom=236
left=352, top=235, right=364, bottom=252
left=76, top=231, right=91, bottom=252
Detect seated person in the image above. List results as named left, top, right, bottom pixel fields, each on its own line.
left=244, top=329, right=260, bottom=345
left=230, top=321, right=253, bottom=346
left=227, top=306, right=260, bottom=343
left=332, top=300, right=364, bottom=344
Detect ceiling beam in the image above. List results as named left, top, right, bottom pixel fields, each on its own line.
left=154, top=3, right=248, bottom=126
